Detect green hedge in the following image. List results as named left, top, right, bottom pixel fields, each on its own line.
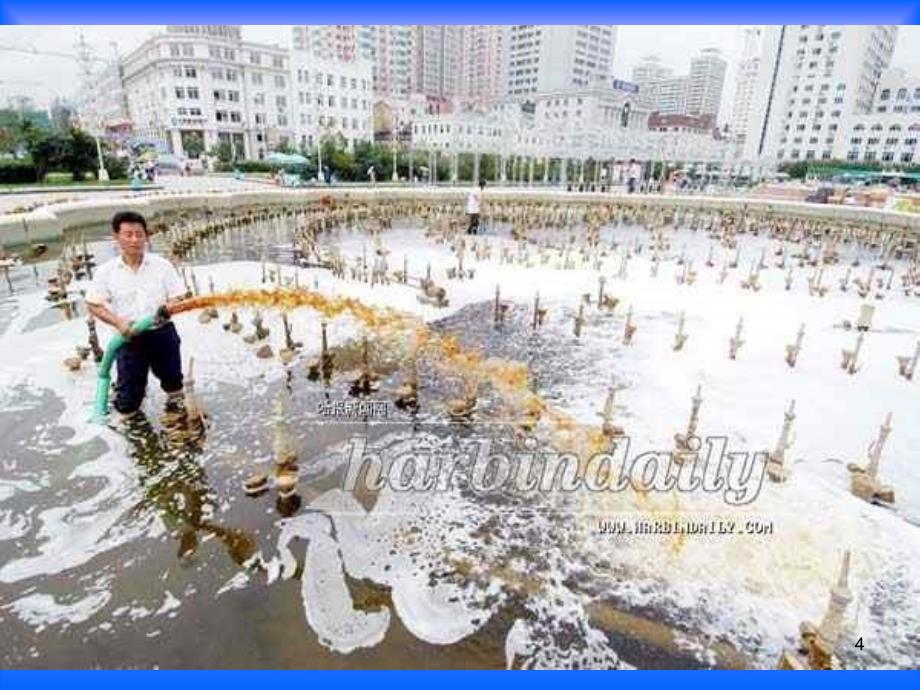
left=0, top=159, right=39, bottom=184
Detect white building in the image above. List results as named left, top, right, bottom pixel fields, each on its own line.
left=632, top=55, right=673, bottom=83
left=743, top=25, right=897, bottom=163
left=840, top=114, right=919, bottom=165
left=121, top=25, right=294, bottom=159
left=687, top=48, right=727, bottom=119
left=871, top=67, right=920, bottom=116
left=75, top=60, right=130, bottom=135
left=836, top=69, right=920, bottom=165
left=505, top=25, right=618, bottom=97
left=411, top=109, right=513, bottom=155
left=730, top=27, right=763, bottom=147
left=638, top=76, right=689, bottom=116
left=290, top=54, right=374, bottom=151
left=411, top=79, right=728, bottom=168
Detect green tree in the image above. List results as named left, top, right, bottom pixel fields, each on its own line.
left=65, top=128, right=99, bottom=181
left=25, top=129, right=67, bottom=181
left=209, top=141, right=233, bottom=164
left=182, top=131, right=205, bottom=159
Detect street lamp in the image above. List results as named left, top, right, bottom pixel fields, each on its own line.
left=94, top=131, right=110, bottom=182
left=391, top=116, right=399, bottom=182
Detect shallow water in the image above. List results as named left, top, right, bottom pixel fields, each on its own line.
left=1, top=212, right=918, bottom=669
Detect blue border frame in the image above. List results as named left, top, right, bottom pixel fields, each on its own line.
left=0, top=1, right=919, bottom=23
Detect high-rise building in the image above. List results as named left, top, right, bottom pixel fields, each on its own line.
left=730, top=27, right=763, bottom=145
left=292, top=26, right=362, bottom=62
left=412, top=25, right=464, bottom=99
left=632, top=55, right=673, bottom=83
left=292, top=25, right=413, bottom=100
left=742, top=25, right=897, bottom=162
left=366, top=25, right=415, bottom=99
left=687, top=48, right=727, bottom=119
left=461, top=25, right=505, bottom=102
left=638, top=76, right=689, bottom=116
left=505, top=25, right=618, bottom=97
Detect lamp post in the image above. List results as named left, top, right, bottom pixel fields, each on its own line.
left=94, top=133, right=109, bottom=181
left=391, top=116, right=399, bottom=182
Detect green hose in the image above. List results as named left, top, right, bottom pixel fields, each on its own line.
left=91, top=311, right=162, bottom=423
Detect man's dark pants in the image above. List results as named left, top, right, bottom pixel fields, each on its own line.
left=114, top=322, right=184, bottom=414
left=467, top=213, right=480, bottom=235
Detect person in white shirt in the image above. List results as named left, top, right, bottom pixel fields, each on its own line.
left=465, top=179, right=486, bottom=235
left=85, top=211, right=188, bottom=417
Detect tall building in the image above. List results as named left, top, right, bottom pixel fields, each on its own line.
left=505, top=25, right=618, bottom=97
left=461, top=25, right=505, bottom=102
left=292, top=25, right=413, bottom=100
left=366, top=25, right=415, bottom=99
left=687, top=48, right=727, bottom=119
left=837, top=67, right=920, bottom=165
left=632, top=55, right=673, bottom=83
left=638, top=76, right=689, bottom=116
left=412, top=25, right=464, bottom=99
left=730, top=27, right=763, bottom=145
left=742, top=25, right=897, bottom=162
left=291, top=26, right=362, bottom=63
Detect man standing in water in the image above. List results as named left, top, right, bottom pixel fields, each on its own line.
left=465, top=179, right=486, bottom=235
left=86, top=211, right=188, bottom=418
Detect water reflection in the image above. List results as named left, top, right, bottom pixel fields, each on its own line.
left=121, top=410, right=258, bottom=566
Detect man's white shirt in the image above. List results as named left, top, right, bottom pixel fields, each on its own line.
left=85, top=252, right=186, bottom=323
left=465, top=188, right=482, bottom=214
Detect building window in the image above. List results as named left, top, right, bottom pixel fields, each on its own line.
left=901, top=152, right=913, bottom=163
left=174, top=87, right=186, bottom=99
left=250, top=52, right=261, bottom=65
left=274, top=75, right=286, bottom=88
left=187, top=87, right=199, bottom=99
left=847, top=150, right=858, bottom=160
left=252, top=72, right=263, bottom=86
left=276, top=95, right=287, bottom=109
left=209, top=46, right=221, bottom=59
left=182, top=45, right=194, bottom=57
left=226, top=70, right=238, bottom=82
left=273, top=56, right=284, bottom=69
left=882, top=151, right=894, bottom=162
left=897, top=88, right=908, bottom=100
left=184, top=66, right=197, bottom=78
left=850, top=137, right=862, bottom=145
left=224, top=48, right=235, bottom=61
left=228, top=91, right=240, bottom=102
left=170, top=44, right=181, bottom=57
left=885, top=137, right=899, bottom=145
left=880, top=89, right=891, bottom=101
left=230, top=111, right=242, bottom=123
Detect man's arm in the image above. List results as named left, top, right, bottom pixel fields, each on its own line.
left=86, top=301, right=133, bottom=337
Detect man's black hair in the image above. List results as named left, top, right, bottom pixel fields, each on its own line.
left=112, top=210, right=148, bottom=234
left=479, top=179, right=486, bottom=188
